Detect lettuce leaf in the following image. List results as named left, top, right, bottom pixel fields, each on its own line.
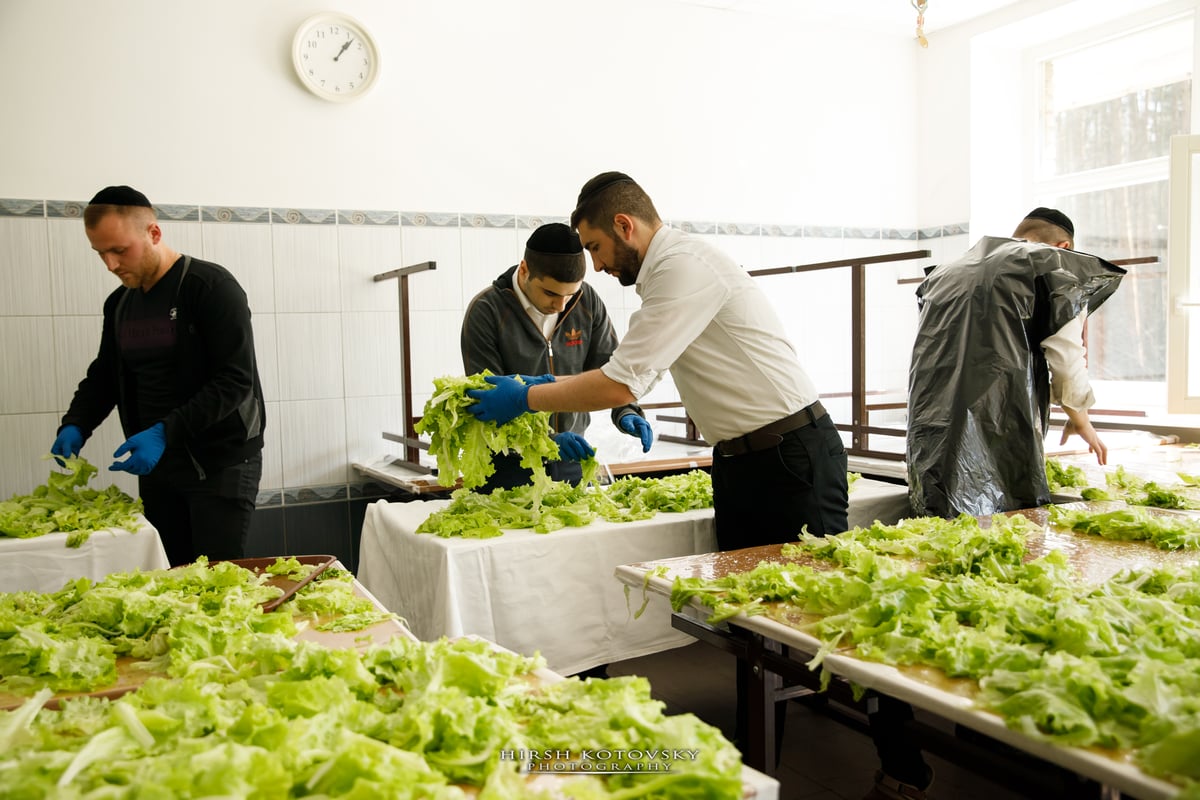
left=417, top=470, right=715, bottom=538
left=667, top=512, right=1200, bottom=789
left=0, top=456, right=143, bottom=546
left=414, top=372, right=560, bottom=490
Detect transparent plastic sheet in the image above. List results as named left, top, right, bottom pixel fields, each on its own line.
left=906, top=236, right=1125, bottom=516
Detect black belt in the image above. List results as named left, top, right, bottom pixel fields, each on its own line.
left=714, top=401, right=827, bottom=458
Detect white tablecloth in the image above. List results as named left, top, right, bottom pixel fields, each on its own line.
left=357, top=478, right=911, bottom=675
left=0, top=515, right=170, bottom=593
left=358, top=502, right=715, bottom=675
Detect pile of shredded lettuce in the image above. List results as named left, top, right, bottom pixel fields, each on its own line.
left=0, top=634, right=741, bottom=797
left=1045, top=458, right=1089, bottom=492
left=417, top=470, right=714, bottom=538
left=1048, top=504, right=1200, bottom=550
left=0, top=559, right=379, bottom=696
left=414, top=372, right=562, bottom=490
left=668, top=513, right=1200, bottom=793
left=1048, top=461, right=1200, bottom=511
left=0, top=457, right=143, bottom=547
left=417, top=470, right=865, bottom=539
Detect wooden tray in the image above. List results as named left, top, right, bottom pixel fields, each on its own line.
left=216, top=554, right=338, bottom=611
left=0, top=555, right=339, bottom=711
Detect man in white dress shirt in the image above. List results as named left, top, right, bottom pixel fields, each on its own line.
left=465, top=170, right=849, bottom=768
left=466, top=171, right=849, bottom=550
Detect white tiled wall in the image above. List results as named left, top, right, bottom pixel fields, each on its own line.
left=0, top=200, right=966, bottom=501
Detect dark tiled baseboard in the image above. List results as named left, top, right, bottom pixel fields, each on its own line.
left=247, top=483, right=421, bottom=573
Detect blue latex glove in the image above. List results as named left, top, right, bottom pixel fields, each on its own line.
left=518, top=373, right=556, bottom=386
left=619, top=414, right=654, bottom=453
left=51, top=424, right=85, bottom=465
left=553, top=431, right=595, bottom=462
left=110, top=422, right=167, bottom=475
left=467, top=375, right=531, bottom=425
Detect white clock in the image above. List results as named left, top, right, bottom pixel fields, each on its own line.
left=292, top=12, right=380, bottom=102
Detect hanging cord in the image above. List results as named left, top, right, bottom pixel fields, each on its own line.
left=912, top=0, right=929, bottom=47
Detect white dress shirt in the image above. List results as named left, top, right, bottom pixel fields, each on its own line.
left=600, top=226, right=819, bottom=443
left=512, top=273, right=557, bottom=339
left=1042, top=311, right=1095, bottom=412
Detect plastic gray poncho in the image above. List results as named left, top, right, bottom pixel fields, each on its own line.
left=906, top=236, right=1125, bottom=517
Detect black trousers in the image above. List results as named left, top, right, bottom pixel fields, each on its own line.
left=711, top=414, right=848, bottom=550
left=869, top=695, right=932, bottom=787
left=711, top=415, right=849, bottom=758
left=139, top=451, right=263, bottom=566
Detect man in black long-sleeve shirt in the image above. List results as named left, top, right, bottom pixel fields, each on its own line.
left=51, top=185, right=266, bottom=566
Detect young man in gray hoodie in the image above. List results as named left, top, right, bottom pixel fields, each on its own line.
left=460, top=222, right=652, bottom=492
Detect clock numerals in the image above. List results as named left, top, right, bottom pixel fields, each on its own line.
left=293, top=13, right=379, bottom=102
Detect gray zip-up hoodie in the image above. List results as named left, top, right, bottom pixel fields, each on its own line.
left=461, top=265, right=642, bottom=435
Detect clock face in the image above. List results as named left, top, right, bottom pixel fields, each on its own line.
left=292, top=13, right=380, bottom=102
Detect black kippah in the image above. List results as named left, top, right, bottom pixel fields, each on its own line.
left=575, top=171, right=635, bottom=210
left=1024, top=207, right=1074, bottom=238
left=526, top=222, right=582, bottom=255
left=88, top=185, right=152, bottom=208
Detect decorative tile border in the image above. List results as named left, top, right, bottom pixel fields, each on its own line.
left=338, top=209, right=399, bottom=225
left=401, top=211, right=460, bottom=227
left=844, top=226, right=882, bottom=240
left=464, top=213, right=515, bottom=229
left=258, top=479, right=435, bottom=509
left=677, top=220, right=717, bottom=235
left=157, top=204, right=200, bottom=222
left=47, top=200, right=86, bottom=218
left=0, top=199, right=44, bottom=217
left=1, top=197, right=968, bottom=241
left=284, top=484, right=348, bottom=505
left=720, top=222, right=760, bottom=236
left=202, top=206, right=271, bottom=223
left=271, top=208, right=336, bottom=225
left=517, top=214, right=569, bottom=230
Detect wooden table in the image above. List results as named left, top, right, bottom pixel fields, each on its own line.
left=613, top=505, right=1200, bottom=798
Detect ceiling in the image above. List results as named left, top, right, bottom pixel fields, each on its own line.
left=664, top=0, right=1024, bottom=35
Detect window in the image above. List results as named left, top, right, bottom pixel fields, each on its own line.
left=1030, top=14, right=1193, bottom=408
left=1167, top=136, right=1200, bottom=412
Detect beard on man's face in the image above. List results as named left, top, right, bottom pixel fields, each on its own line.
left=612, top=237, right=641, bottom=286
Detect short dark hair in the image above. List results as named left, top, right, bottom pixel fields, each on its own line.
left=524, top=222, right=585, bottom=282
left=83, top=203, right=156, bottom=229
left=570, top=171, right=661, bottom=235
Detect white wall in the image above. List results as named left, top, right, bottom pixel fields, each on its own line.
left=0, top=0, right=969, bottom=500
left=916, top=0, right=1186, bottom=234
left=1, top=0, right=921, bottom=223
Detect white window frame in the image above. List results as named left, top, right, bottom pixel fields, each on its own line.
left=1168, top=134, right=1200, bottom=412
left=1023, top=4, right=1198, bottom=414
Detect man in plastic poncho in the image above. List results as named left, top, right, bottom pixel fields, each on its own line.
left=906, top=208, right=1126, bottom=519
left=867, top=210, right=1125, bottom=800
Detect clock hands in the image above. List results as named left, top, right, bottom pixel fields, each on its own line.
left=333, top=37, right=354, bottom=62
